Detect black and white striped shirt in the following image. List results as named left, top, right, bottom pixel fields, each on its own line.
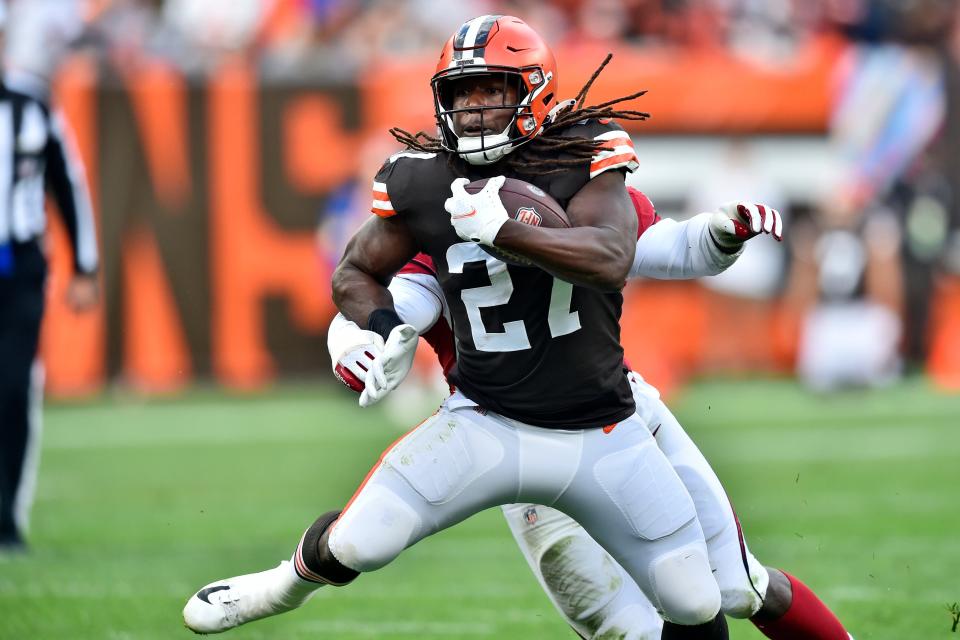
left=0, top=81, right=97, bottom=274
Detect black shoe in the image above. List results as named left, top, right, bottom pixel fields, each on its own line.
left=0, top=530, right=26, bottom=554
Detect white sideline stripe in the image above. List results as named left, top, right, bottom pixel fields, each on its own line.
left=0, top=577, right=527, bottom=599
left=300, top=620, right=495, bottom=636
left=7, top=569, right=948, bottom=603
left=42, top=415, right=960, bottom=456
left=42, top=429, right=378, bottom=450
left=825, top=584, right=950, bottom=603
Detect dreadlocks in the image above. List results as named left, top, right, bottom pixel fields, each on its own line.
left=388, top=54, right=649, bottom=177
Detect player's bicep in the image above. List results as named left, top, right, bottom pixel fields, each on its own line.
left=338, top=215, right=418, bottom=284
left=565, top=171, right=638, bottom=242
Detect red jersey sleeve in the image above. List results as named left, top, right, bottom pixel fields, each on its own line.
left=628, top=187, right=661, bottom=238
left=397, top=253, right=437, bottom=277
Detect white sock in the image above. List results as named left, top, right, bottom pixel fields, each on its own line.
left=273, top=560, right=323, bottom=609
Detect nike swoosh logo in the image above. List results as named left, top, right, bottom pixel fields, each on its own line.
left=651, top=423, right=662, bottom=437
left=198, top=585, right=231, bottom=604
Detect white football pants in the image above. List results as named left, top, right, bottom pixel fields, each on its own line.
left=502, top=372, right=768, bottom=639
left=328, top=389, right=723, bottom=626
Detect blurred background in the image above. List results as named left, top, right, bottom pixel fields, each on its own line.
left=21, top=0, right=960, bottom=400
left=4, top=1, right=960, bottom=639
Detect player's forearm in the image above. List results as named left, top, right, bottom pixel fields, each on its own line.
left=331, top=261, right=395, bottom=328
left=332, top=215, right=419, bottom=332
left=630, top=214, right=741, bottom=280
left=493, top=222, right=633, bottom=291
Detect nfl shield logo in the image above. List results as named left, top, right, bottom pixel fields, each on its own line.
left=523, top=507, right=539, bottom=526
left=515, top=207, right=542, bottom=226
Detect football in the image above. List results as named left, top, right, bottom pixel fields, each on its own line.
left=464, top=177, right=570, bottom=266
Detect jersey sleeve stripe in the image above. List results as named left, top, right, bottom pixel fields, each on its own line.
left=592, top=143, right=636, bottom=162
left=371, top=200, right=396, bottom=216
left=589, top=152, right=639, bottom=178
left=593, top=130, right=631, bottom=141
left=596, top=136, right=634, bottom=152
left=371, top=180, right=395, bottom=215
left=590, top=130, right=636, bottom=179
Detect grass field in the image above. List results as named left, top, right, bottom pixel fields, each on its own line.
left=1, top=378, right=957, bottom=639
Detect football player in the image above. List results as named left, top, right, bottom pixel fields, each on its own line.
left=327, top=187, right=850, bottom=640
left=184, top=16, right=774, bottom=638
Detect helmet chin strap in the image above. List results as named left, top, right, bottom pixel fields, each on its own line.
left=456, top=97, right=571, bottom=166
left=457, top=131, right=513, bottom=165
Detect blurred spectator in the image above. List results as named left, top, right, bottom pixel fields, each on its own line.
left=497, top=0, right=570, bottom=45
left=688, top=138, right=788, bottom=300
left=791, top=206, right=903, bottom=391
left=824, top=0, right=955, bottom=366
left=685, top=138, right=788, bottom=372
left=316, top=133, right=399, bottom=272
left=0, top=2, right=100, bottom=550
left=720, top=0, right=814, bottom=64
left=3, top=0, right=86, bottom=96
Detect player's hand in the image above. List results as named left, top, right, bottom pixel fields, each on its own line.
left=444, top=176, right=509, bottom=246
left=709, top=202, right=783, bottom=250
left=66, top=273, right=99, bottom=313
left=327, top=316, right=385, bottom=393
left=336, top=342, right=384, bottom=394
left=359, top=324, right=419, bottom=408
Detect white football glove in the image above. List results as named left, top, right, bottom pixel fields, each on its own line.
left=709, top=201, right=783, bottom=250
left=359, top=324, right=419, bottom=408
left=444, top=176, right=509, bottom=246
left=327, top=314, right=385, bottom=393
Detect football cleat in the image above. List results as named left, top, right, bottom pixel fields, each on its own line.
left=183, top=560, right=317, bottom=634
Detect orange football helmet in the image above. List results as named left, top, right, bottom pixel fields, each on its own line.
left=432, top=15, right=559, bottom=165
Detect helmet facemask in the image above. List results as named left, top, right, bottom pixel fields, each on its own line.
left=432, top=66, right=552, bottom=165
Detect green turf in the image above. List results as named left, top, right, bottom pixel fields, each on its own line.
left=0, top=378, right=957, bottom=639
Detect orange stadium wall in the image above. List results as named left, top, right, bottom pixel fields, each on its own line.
left=39, top=40, right=960, bottom=397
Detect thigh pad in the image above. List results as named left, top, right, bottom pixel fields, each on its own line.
left=593, top=438, right=696, bottom=541
left=384, top=410, right=504, bottom=505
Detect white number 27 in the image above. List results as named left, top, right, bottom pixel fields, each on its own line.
left=446, top=243, right=580, bottom=353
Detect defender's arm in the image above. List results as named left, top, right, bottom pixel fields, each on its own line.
left=630, top=215, right=741, bottom=280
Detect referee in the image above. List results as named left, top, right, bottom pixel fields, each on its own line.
left=0, top=75, right=98, bottom=551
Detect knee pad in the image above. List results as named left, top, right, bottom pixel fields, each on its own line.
left=328, top=483, right=422, bottom=573
left=294, top=510, right=359, bottom=586
left=712, top=541, right=768, bottom=619
left=720, top=586, right=763, bottom=619
left=649, top=545, right=721, bottom=626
